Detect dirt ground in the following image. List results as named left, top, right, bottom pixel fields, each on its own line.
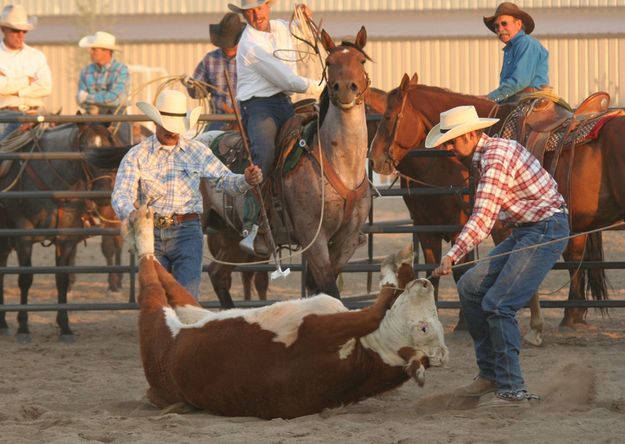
left=1, top=197, right=624, bottom=443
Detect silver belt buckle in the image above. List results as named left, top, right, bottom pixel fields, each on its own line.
left=154, top=214, right=174, bottom=229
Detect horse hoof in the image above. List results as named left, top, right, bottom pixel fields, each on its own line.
left=16, top=333, right=32, bottom=344
left=59, top=334, right=76, bottom=344
left=106, top=289, right=123, bottom=298
left=523, top=330, right=543, bottom=347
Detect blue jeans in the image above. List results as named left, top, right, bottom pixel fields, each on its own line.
left=0, top=110, right=22, bottom=141
left=240, top=94, right=294, bottom=228
left=457, top=211, right=569, bottom=392
left=153, top=218, right=204, bottom=299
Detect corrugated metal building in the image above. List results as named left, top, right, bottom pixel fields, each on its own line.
left=13, top=0, right=625, bottom=113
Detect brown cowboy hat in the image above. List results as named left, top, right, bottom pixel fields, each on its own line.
left=210, top=12, right=246, bottom=49
left=483, top=2, right=535, bottom=35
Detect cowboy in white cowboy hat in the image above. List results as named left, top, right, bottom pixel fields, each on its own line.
left=76, top=31, right=130, bottom=116
left=428, top=105, right=569, bottom=408
left=482, top=2, right=548, bottom=104
left=230, top=0, right=324, bottom=255
left=0, top=4, right=51, bottom=139
left=112, top=89, right=262, bottom=299
left=184, top=12, right=246, bottom=131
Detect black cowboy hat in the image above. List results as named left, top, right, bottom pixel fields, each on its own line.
left=209, top=13, right=246, bottom=49
left=483, top=2, right=535, bottom=35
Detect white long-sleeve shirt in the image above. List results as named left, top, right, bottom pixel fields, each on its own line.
left=236, top=19, right=318, bottom=101
left=0, top=41, right=51, bottom=109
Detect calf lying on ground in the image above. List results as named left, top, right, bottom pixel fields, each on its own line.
left=127, top=205, right=449, bottom=419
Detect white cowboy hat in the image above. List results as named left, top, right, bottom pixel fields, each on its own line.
left=137, top=90, right=202, bottom=135
left=425, top=106, right=499, bottom=148
left=228, top=0, right=271, bottom=14
left=79, top=31, right=119, bottom=51
left=0, top=4, right=37, bottom=31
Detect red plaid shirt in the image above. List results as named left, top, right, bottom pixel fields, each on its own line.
left=447, top=134, right=566, bottom=263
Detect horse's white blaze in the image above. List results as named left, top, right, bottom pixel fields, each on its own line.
left=164, top=295, right=348, bottom=346
left=93, top=135, right=102, bottom=147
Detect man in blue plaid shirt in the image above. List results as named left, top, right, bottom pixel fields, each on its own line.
left=184, top=13, right=245, bottom=131
left=112, top=90, right=262, bottom=298
left=77, top=31, right=129, bottom=115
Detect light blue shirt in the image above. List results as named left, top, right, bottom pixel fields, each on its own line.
left=488, top=31, right=549, bottom=103
left=112, top=134, right=251, bottom=220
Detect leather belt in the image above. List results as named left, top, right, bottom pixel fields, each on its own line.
left=154, top=213, right=200, bottom=229
left=508, top=206, right=568, bottom=229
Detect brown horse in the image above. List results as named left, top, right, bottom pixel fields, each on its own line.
left=369, top=73, right=620, bottom=341
left=203, top=27, right=371, bottom=306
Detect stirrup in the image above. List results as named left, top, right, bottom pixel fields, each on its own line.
left=239, top=224, right=259, bottom=255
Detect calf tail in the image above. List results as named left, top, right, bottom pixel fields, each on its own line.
left=138, top=257, right=169, bottom=311
left=154, top=262, right=202, bottom=308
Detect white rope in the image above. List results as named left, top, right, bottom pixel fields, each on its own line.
left=429, top=220, right=625, bottom=279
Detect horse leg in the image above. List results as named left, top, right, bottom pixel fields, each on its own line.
left=241, top=271, right=254, bottom=301
left=254, top=272, right=268, bottom=301
left=560, top=235, right=588, bottom=329
left=101, top=234, right=123, bottom=294
left=523, top=293, right=544, bottom=346
left=305, top=240, right=340, bottom=298
left=0, top=240, right=10, bottom=335
left=15, top=239, right=34, bottom=343
left=55, top=240, right=77, bottom=341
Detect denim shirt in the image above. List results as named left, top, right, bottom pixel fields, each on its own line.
left=487, top=31, right=549, bottom=103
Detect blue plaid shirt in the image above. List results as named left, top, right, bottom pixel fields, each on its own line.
left=187, top=48, right=236, bottom=113
left=488, top=31, right=549, bottom=103
left=78, top=59, right=130, bottom=111
left=112, top=135, right=251, bottom=220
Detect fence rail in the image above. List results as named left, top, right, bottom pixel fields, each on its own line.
left=0, top=116, right=624, bottom=314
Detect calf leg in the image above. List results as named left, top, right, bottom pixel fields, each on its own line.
left=154, top=262, right=202, bottom=308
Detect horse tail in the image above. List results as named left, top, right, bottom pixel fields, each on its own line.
left=584, top=231, right=609, bottom=314
left=83, top=146, right=132, bottom=171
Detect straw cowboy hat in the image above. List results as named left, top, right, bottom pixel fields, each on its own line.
left=0, top=4, right=37, bottom=31
left=210, top=13, right=246, bottom=49
left=425, top=106, right=499, bottom=148
left=228, top=0, right=271, bottom=14
left=483, top=2, right=535, bottom=35
left=79, top=31, right=119, bottom=51
left=137, top=90, right=202, bottom=135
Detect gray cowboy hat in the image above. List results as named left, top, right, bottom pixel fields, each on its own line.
left=209, top=13, right=245, bottom=49
left=227, top=0, right=271, bottom=14
left=483, top=2, right=535, bottom=35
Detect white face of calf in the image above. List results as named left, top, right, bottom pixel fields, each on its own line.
left=371, top=278, right=449, bottom=371
left=123, top=204, right=155, bottom=259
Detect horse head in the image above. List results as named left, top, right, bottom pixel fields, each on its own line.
left=320, top=26, right=371, bottom=110
left=368, top=73, right=426, bottom=175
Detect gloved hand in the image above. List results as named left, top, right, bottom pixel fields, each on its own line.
left=77, top=90, right=88, bottom=104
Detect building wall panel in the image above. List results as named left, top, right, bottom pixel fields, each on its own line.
left=17, top=0, right=625, bottom=15
left=38, top=35, right=624, bottom=115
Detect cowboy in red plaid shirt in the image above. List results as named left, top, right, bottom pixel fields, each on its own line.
left=428, top=105, right=569, bottom=408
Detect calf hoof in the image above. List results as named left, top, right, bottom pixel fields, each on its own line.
left=59, top=334, right=76, bottom=344
left=160, top=402, right=197, bottom=415
left=16, top=333, right=32, bottom=344
left=523, top=330, right=543, bottom=347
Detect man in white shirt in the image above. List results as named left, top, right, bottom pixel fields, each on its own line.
left=0, top=4, right=51, bottom=140
left=228, top=0, right=323, bottom=255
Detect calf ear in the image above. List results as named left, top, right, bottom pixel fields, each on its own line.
left=398, top=347, right=426, bottom=387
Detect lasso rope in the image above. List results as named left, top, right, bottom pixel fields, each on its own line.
left=426, top=220, right=625, bottom=280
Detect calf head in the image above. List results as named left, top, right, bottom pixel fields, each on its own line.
left=365, top=278, right=449, bottom=387
left=122, top=204, right=155, bottom=259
